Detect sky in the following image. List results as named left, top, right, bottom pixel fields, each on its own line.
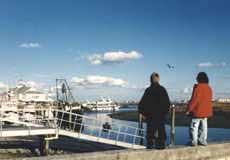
left=0, top=0, right=230, bottom=101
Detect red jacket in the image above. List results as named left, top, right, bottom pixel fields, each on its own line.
left=188, top=83, right=213, bottom=118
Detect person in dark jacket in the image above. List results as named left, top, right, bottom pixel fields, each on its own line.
left=138, top=72, right=170, bottom=149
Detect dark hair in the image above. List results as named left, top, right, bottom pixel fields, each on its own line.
left=196, top=72, right=209, bottom=84
left=150, top=72, right=159, bottom=84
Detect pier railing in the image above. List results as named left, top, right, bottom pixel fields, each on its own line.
left=0, top=108, right=145, bottom=148
left=0, top=108, right=56, bottom=129
left=54, top=109, right=145, bottom=148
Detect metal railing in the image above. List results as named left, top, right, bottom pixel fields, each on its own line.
left=0, top=108, right=57, bottom=136
left=0, top=108, right=145, bottom=148
left=53, top=109, right=145, bottom=147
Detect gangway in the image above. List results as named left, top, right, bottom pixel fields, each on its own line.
left=0, top=109, right=145, bottom=149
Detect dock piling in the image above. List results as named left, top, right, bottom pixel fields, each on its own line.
left=39, top=135, right=50, bottom=156
left=170, top=105, right=176, bottom=146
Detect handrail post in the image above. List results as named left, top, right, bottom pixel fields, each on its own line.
left=132, top=128, right=138, bottom=148
left=60, top=111, right=64, bottom=129
left=115, top=125, right=121, bottom=145
left=170, top=104, right=176, bottom=146
left=138, top=114, right=144, bottom=145
left=72, top=115, right=78, bottom=132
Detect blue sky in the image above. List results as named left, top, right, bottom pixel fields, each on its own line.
left=0, top=0, right=230, bottom=101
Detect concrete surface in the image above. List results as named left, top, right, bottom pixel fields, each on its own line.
left=20, top=142, right=230, bottom=160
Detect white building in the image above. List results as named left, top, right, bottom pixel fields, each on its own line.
left=217, top=98, right=230, bottom=103
left=0, top=82, right=54, bottom=124
left=1, top=84, right=53, bottom=105
left=18, top=90, right=53, bottom=103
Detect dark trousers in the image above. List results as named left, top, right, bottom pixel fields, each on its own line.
left=146, top=116, right=166, bottom=148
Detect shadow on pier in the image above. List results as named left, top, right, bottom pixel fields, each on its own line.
left=0, top=136, right=124, bottom=159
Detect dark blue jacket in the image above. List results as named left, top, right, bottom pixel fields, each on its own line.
left=138, top=83, right=170, bottom=118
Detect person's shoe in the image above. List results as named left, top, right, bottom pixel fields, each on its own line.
left=186, top=142, right=197, bottom=147
left=156, top=145, right=166, bottom=150
left=191, top=143, right=198, bottom=147
left=146, top=141, right=154, bottom=149
left=146, top=145, right=154, bottom=149
left=155, top=140, right=166, bottom=150
left=198, top=141, right=207, bottom=146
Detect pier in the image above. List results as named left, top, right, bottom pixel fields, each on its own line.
left=10, top=142, right=230, bottom=160
left=0, top=108, right=145, bottom=156
left=0, top=106, right=230, bottom=159
left=0, top=79, right=230, bottom=158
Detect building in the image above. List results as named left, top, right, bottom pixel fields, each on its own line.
left=18, top=90, right=53, bottom=103
left=0, top=83, right=54, bottom=107
left=0, top=83, right=54, bottom=123
left=217, top=98, right=230, bottom=103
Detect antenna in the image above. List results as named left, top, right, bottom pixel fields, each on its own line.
left=56, top=79, right=75, bottom=110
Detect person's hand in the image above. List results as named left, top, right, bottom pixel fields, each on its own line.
left=139, top=114, right=145, bottom=120
left=185, top=111, right=190, bottom=115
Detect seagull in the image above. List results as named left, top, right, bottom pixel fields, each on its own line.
left=167, top=64, right=175, bottom=70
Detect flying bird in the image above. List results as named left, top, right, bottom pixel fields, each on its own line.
left=167, top=64, right=175, bottom=70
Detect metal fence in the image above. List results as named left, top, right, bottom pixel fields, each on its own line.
left=0, top=108, right=145, bottom=148
left=53, top=109, right=145, bottom=147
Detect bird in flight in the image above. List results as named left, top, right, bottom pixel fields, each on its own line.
left=167, top=64, right=175, bottom=70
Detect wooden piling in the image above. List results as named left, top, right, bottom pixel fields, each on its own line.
left=39, top=135, right=50, bottom=156
left=170, top=105, right=176, bottom=146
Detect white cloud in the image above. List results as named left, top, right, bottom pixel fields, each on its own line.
left=183, top=87, right=192, bottom=94
left=198, top=62, right=214, bottom=68
left=33, top=73, right=52, bottom=78
left=26, top=81, right=45, bottom=89
left=167, top=87, right=192, bottom=94
left=71, top=75, right=128, bottom=88
left=222, top=75, right=230, bottom=79
left=88, top=51, right=142, bottom=65
left=19, top=42, right=41, bottom=48
left=0, top=82, right=8, bottom=89
left=198, top=62, right=228, bottom=68
left=18, top=80, right=45, bottom=89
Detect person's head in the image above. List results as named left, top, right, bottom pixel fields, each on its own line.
left=196, top=72, right=209, bottom=84
left=150, top=72, right=160, bottom=84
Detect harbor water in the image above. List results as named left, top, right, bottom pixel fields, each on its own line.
left=84, top=106, right=230, bottom=145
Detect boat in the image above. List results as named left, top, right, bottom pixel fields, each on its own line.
left=82, top=97, right=120, bottom=112
left=3, top=111, right=20, bottom=126
left=20, top=105, right=37, bottom=123
left=1, top=105, right=20, bottom=126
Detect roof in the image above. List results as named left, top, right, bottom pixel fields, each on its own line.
left=25, top=90, right=44, bottom=94
left=10, top=85, right=44, bottom=95
left=10, top=85, right=31, bottom=94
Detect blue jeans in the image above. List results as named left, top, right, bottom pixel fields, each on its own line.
left=189, top=118, right=208, bottom=146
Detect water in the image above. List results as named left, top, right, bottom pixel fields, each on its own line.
left=84, top=106, right=230, bottom=145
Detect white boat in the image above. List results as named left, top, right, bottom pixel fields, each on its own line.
left=82, top=97, right=120, bottom=111
left=3, top=109, right=20, bottom=126
left=20, top=105, right=37, bottom=122
left=21, top=112, right=37, bottom=122
left=3, top=111, right=19, bottom=121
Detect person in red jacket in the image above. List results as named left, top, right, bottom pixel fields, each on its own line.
left=186, top=72, right=213, bottom=146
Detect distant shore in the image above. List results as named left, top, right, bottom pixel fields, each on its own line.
left=109, top=108, right=230, bottom=129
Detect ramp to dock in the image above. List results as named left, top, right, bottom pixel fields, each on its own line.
left=0, top=109, right=145, bottom=149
